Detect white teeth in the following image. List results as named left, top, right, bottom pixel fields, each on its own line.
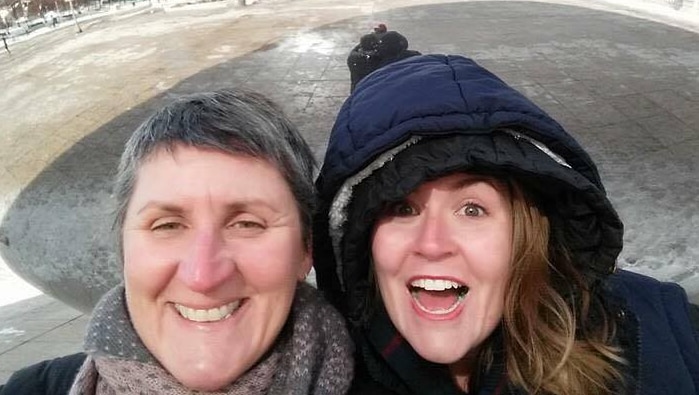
left=174, top=300, right=241, bottom=322
left=410, top=278, right=462, bottom=291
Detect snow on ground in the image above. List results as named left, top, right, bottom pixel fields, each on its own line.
left=0, top=264, right=40, bottom=307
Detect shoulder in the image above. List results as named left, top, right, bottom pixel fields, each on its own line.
left=606, top=269, right=697, bottom=331
left=0, top=353, right=86, bottom=395
left=606, top=270, right=699, bottom=392
left=607, top=269, right=694, bottom=313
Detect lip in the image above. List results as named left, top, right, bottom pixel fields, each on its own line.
left=171, top=298, right=248, bottom=325
left=406, top=276, right=468, bottom=321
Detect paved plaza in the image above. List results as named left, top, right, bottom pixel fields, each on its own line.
left=1, top=0, right=699, bottom=384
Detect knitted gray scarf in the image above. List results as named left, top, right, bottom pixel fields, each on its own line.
left=69, top=283, right=353, bottom=395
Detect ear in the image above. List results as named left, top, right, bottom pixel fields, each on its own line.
left=297, top=241, right=313, bottom=281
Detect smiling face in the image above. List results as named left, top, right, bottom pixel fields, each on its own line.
left=371, top=173, right=513, bottom=369
left=122, top=144, right=311, bottom=391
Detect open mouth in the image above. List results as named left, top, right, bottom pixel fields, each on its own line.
left=174, top=299, right=245, bottom=323
left=408, top=278, right=469, bottom=315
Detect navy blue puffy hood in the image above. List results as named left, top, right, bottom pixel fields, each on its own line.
left=314, top=55, right=623, bottom=322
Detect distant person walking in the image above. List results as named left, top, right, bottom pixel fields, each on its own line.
left=346, top=24, right=421, bottom=92
left=2, top=34, right=10, bottom=55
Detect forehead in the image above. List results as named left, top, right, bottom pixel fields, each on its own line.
left=140, top=143, right=259, bottom=168
left=412, top=172, right=509, bottom=195
left=137, top=144, right=277, bottom=177
left=130, top=144, right=292, bottom=203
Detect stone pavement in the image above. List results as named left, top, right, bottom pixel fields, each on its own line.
left=0, top=296, right=86, bottom=384
left=2, top=0, right=699, bottom=385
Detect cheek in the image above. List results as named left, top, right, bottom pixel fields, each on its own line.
left=472, top=222, right=513, bottom=280
left=232, top=235, right=307, bottom=289
left=477, top=243, right=512, bottom=280
left=122, top=232, right=177, bottom=295
left=371, top=226, right=403, bottom=276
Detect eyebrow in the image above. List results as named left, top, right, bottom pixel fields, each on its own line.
left=136, top=201, right=183, bottom=216
left=450, top=175, right=498, bottom=190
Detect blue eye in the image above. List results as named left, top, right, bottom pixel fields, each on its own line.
left=459, top=203, right=484, bottom=217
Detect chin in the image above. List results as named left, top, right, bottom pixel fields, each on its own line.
left=175, top=371, right=237, bottom=392
left=410, top=337, right=469, bottom=365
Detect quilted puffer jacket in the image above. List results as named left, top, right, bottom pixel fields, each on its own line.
left=313, top=55, right=699, bottom=394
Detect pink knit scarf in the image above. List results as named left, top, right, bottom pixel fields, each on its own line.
left=69, top=283, right=353, bottom=395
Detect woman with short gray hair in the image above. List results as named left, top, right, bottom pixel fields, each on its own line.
left=0, top=88, right=354, bottom=395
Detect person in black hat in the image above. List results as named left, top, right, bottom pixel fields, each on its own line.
left=346, top=24, right=420, bottom=92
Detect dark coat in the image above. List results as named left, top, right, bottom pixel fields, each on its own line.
left=0, top=352, right=86, bottom=394
left=314, top=54, right=699, bottom=394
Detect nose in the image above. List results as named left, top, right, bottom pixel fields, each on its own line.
left=177, top=228, right=235, bottom=293
left=413, top=209, right=455, bottom=261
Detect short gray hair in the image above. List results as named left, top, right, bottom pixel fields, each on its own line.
left=113, top=88, right=317, bottom=260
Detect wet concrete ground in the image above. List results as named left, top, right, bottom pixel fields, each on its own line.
left=1, top=0, right=699, bottom=384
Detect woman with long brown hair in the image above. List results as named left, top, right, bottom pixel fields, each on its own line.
left=313, top=54, right=699, bottom=394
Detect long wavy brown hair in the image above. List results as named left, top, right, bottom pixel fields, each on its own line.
left=365, top=174, right=625, bottom=393
left=495, top=178, right=625, bottom=394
